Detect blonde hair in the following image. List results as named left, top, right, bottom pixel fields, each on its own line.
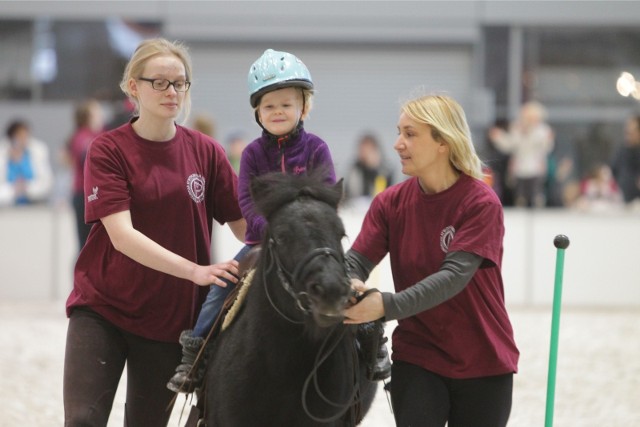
left=301, top=88, right=314, bottom=119
left=119, top=38, right=193, bottom=123
left=401, top=94, right=484, bottom=180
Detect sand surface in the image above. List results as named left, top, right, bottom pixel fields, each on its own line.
left=1, top=301, right=639, bottom=426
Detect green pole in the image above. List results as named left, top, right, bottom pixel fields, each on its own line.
left=545, top=234, right=570, bottom=427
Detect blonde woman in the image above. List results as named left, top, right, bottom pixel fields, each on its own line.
left=489, top=101, right=555, bottom=208
left=345, top=94, right=519, bottom=427
left=63, top=38, right=245, bottom=426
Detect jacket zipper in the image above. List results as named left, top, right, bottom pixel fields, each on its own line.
left=277, top=137, right=286, bottom=173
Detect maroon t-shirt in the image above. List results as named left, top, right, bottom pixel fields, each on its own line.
left=352, top=174, right=519, bottom=378
left=66, top=122, right=242, bottom=342
left=69, top=127, right=101, bottom=194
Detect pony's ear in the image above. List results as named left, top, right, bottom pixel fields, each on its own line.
left=326, top=178, right=344, bottom=209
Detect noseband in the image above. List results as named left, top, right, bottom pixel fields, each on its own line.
left=264, top=236, right=348, bottom=323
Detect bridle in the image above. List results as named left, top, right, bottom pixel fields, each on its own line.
left=264, top=235, right=361, bottom=425
left=263, top=235, right=349, bottom=324
left=257, top=197, right=362, bottom=424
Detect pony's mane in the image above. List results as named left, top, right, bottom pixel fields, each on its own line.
left=250, top=171, right=343, bottom=220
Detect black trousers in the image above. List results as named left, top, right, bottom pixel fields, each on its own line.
left=390, top=360, right=513, bottom=427
left=63, top=307, right=181, bottom=426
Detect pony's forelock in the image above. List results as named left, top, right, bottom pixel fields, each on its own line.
left=251, top=171, right=342, bottom=220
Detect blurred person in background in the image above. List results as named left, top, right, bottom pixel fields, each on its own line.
left=482, top=119, right=512, bottom=205
left=611, top=115, right=640, bottom=205
left=0, top=119, right=53, bottom=206
left=66, top=99, right=105, bottom=249
left=547, top=155, right=581, bottom=208
left=225, top=130, right=247, bottom=174
left=345, top=132, right=394, bottom=205
left=344, top=94, right=518, bottom=427
left=63, top=37, right=245, bottom=426
left=574, top=163, right=624, bottom=212
left=191, top=113, right=217, bottom=138
left=573, top=122, right=616, bottom=183
left=105, top=97, right=136, bottom=131
left=489, top=101, right=554, bottom=208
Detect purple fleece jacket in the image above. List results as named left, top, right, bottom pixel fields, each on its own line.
left=238, top=128, right=336, bottom=244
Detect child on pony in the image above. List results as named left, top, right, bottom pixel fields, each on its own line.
left=168, top=49, right=390, bottom=393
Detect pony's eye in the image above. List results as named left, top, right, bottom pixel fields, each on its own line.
left=271, top=235, right=286, bottom=246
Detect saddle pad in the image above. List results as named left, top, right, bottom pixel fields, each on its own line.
left=221, top=268, right=255, bottom=331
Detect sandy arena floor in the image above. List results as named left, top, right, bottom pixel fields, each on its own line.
left=1, top=301, right=639, bottom=426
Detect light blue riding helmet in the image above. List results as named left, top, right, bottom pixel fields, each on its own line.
left=248, top=49, right=314, bottom=108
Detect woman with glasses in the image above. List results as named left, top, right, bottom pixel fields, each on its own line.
left=63, top=38, right=246, bottom=426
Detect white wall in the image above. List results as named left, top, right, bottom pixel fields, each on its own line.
left=501, top=209, right=640, bottom=307
left=216, top=206, right=640, bottom=308
left=3, top=1, right=640, bottom=29
left=0, top=204, right=76, bottom=300
left=4, top=204, right=632, bottom=307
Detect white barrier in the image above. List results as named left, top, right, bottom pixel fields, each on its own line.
left=0, top=204, right=76, bottom=300
left=1, top=204, right=638, bottom=307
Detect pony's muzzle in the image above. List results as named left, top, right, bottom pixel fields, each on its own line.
left=306, top=278, right=351, bottom=323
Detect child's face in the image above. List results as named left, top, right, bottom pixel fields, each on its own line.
left=257, top=87, right=303, bottom=137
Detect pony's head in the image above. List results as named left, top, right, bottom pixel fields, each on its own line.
left=251, top=171, right=351, bottom=329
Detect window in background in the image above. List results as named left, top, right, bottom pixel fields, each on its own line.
left=0, top=20, right=33, bottom=100
left=0, top=18, right=161, bottom=101
left=483, top=27, right=640, bottom=207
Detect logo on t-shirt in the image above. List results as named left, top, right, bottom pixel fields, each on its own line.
left=87, top=186, right=98, bottom=202
left=187, top=174, right=205, bottom=203
left=440, top=225, right=455, bottom=252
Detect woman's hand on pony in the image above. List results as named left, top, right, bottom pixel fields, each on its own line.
left=344, top=278, right=385, bottom=324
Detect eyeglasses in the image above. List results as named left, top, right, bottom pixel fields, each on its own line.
left=138, top=77, right=191, bottom=92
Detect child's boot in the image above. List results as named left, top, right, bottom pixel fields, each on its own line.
left=167, top=330, right=205, bottom=393
left=357, top=320, right=392, bottom=381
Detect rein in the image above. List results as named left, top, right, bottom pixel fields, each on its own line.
left=301, top=324, right=361, bottom=424
left=263, top=236, right=361, bottom=424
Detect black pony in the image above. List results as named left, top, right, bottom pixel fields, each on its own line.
left=204, top=172, right=377, bottom=426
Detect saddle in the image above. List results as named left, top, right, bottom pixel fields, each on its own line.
left=182, top=246, right=261, bottom=426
